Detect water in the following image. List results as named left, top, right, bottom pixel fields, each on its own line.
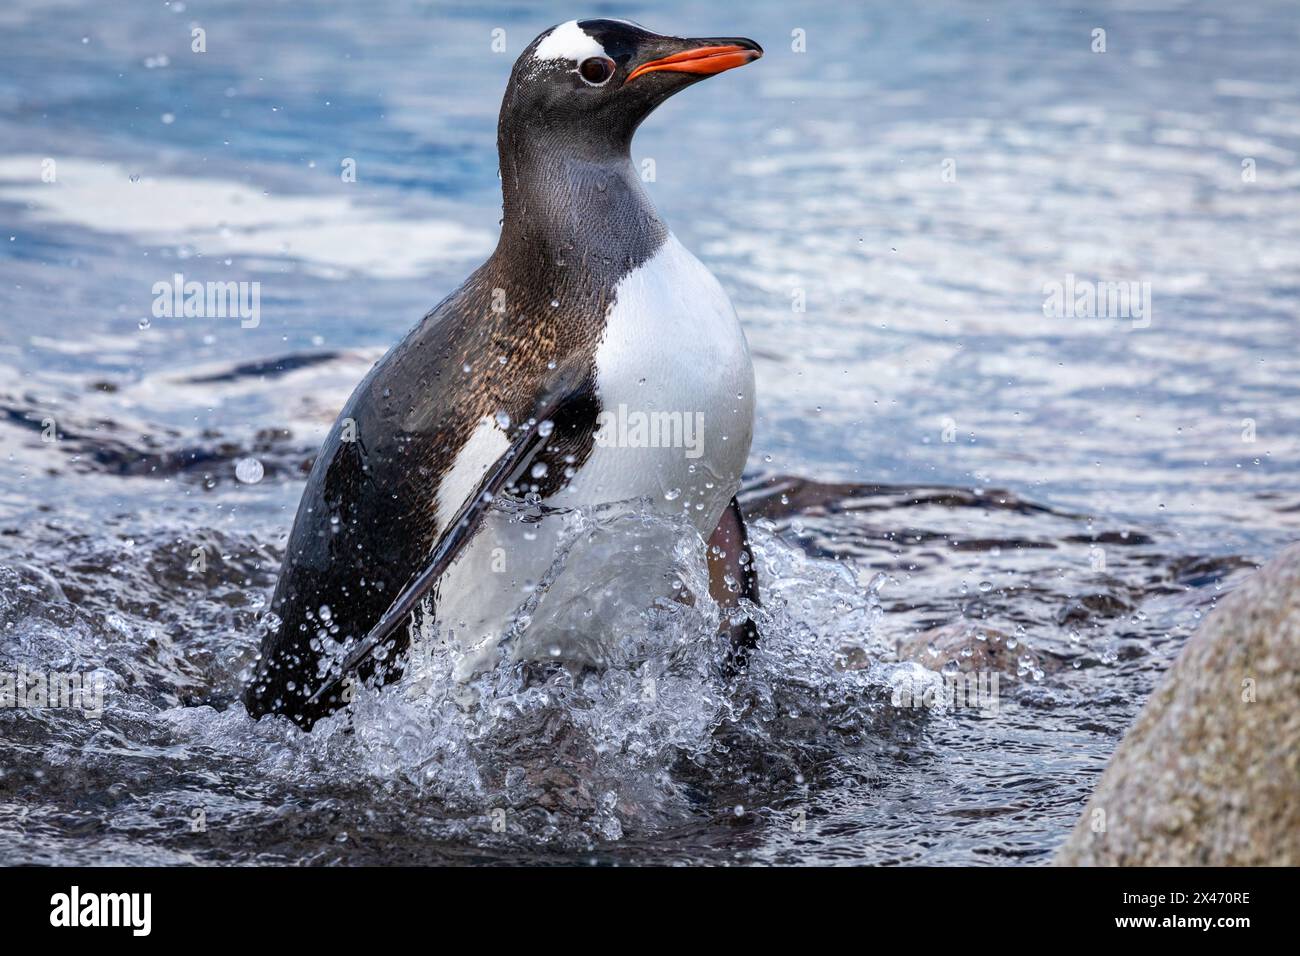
left=2, top=0, right=1298, bottom=865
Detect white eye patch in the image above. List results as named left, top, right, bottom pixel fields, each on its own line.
left=533, top=20, right=608, bottom=62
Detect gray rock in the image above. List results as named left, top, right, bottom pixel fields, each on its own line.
left=1056, top=543, right=1300, bottom=865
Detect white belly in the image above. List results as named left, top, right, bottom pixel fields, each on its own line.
left=427, top=234, right=755, bottom=679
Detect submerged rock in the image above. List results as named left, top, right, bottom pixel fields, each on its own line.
left=897, top=622, right=1013, bottom=673
left=896, top=621, right=1064, bottom=676
left=1056, top=544, right=1300, bottom=865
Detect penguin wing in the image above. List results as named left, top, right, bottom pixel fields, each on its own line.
left=242, top=288, right=599, bottom=729
left=298, top=387, right=574, bottom=716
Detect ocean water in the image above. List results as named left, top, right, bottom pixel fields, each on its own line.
left=1, top=0, right=1297, bottom=865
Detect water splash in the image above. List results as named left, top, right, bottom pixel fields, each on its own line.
left=160, top=505, right=905, bottom=847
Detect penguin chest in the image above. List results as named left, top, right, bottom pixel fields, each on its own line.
left=423, top=235, right=754, bottom=680
left=561, top=233, right=755, bottom=531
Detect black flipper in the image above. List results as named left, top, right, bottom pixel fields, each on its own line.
left=299, top=405, right=559, bottom=717
left=243, top=352, right=594, bottom=731
left=708, top=496, right=760, bottom=669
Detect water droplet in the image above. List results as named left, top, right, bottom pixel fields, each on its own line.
left=235, top=457, right=264, bottom=484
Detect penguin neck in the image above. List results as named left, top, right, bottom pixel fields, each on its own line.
left=494, top=132, right=668, bottom=278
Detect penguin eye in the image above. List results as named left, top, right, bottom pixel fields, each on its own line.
left=578, top=56, right=615, bottom=86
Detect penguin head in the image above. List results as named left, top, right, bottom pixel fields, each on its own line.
left=501, top=19, right=762, bottom=155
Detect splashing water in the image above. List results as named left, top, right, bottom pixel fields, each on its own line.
left=145, top=503, right=907, bottom=851
left=0, top=463, right=1263, bottom=864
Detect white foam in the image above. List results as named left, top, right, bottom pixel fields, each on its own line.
left=533, top=20, right=606, bottom=62
left=0, top=155, right=494, bottom=279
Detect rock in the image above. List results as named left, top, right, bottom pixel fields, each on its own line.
left=1056, top=544, right=1300, bottom=865
left=896, top=621, right=1063, bottom=676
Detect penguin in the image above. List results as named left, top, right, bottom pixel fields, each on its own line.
left=243, top=19, right=764, bottom=730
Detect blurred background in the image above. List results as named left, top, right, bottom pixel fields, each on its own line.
left=3, top=0, right=1298, bottom=544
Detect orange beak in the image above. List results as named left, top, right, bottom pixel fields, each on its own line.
left=626, top=44, right=762, bottom=84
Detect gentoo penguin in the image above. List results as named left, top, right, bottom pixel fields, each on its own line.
left=243, top=19, right=763, bottom=730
